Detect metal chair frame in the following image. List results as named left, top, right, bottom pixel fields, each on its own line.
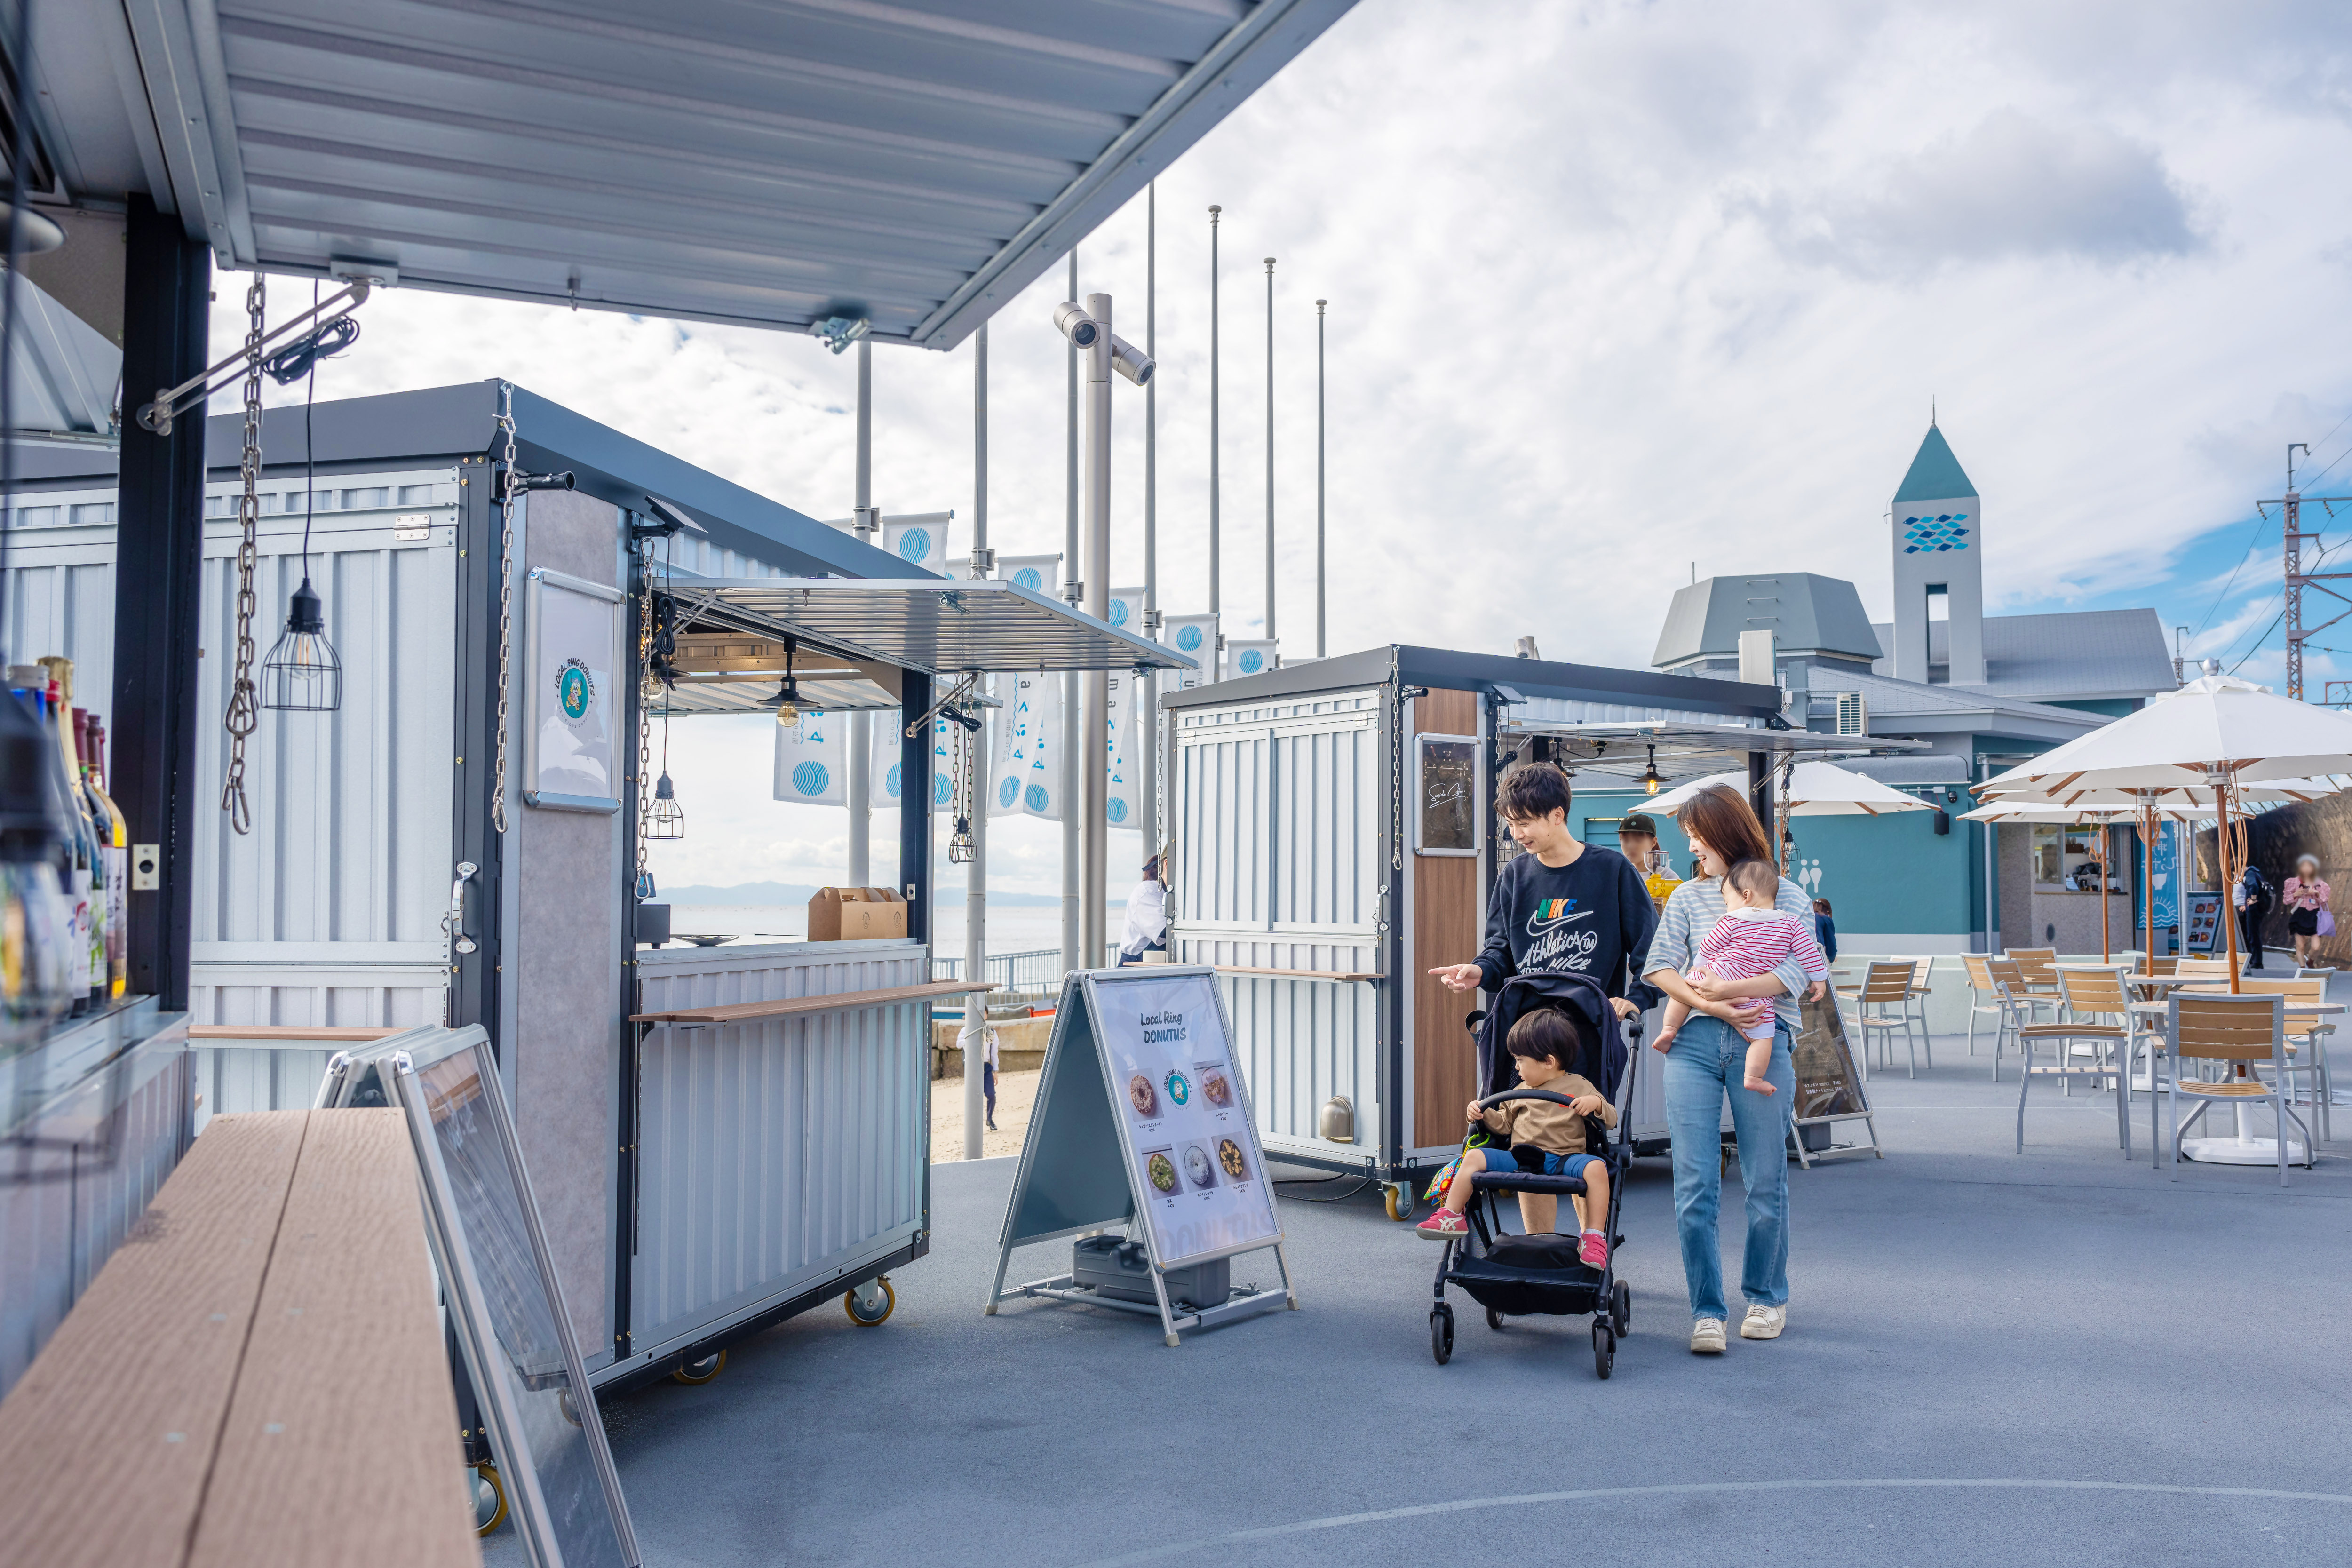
left=2159, top=992, right=2311, bottom=1187
left=2011, top=965, right=2133, bottom=1157
left=1838, top=961, right=1926, bottom=1080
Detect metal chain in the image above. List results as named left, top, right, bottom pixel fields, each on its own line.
left=634, top=544, right=655, bottom=896
left=948, top=692, right=975, bottom=862
left=491, top=384, right=519, bottom=833
left=219, top=273, right=267, bottom=836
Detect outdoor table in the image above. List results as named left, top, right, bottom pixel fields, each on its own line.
left=2128, top=997, right=2343, bottom=1166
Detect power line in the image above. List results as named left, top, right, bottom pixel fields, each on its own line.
left=2190, top=514, right=2272, bottom=637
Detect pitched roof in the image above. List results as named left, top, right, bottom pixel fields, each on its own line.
left=1828, top=667, right=2107, bottom=727
left=1894, top=424, right=1977, bottom=504
left=1652, top=573, right=1884, bottom=669
left=1867, top=607, right=2177, bottom=701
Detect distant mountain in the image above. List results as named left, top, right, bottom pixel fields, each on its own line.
left=656, top=880, right=1113, bottom=908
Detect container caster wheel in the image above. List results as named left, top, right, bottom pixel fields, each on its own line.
left=473, top=1461, right=509, bottom=1537
left=557, top=1387, right=582, bottom=1427
left=671, top=1348, right=727, bottom=1385
left=1593, top=1322, right=1615, bottom=1380
left=1430, top=1303, right=1454, bottom=1365
left=1611, top=1280, right=1631, bottom=1337
left=846, top=1275, right=896, bottom=1327
left=1485, top=1306, right=1504, bottom=1332
left=1385, top=1184, right=1415, bottom=1222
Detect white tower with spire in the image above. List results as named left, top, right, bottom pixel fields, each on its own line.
left=1890, top=420, right=1984, bottom=685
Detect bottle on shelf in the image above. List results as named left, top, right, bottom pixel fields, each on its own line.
left=0, top=664, right=72, bottom=1045
left=83, top=714, right=128, bottom=1000
left=36, top=657, right=102, bottom=1014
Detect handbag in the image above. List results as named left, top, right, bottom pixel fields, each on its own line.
left=2320, top=910, right=2336, bottom=939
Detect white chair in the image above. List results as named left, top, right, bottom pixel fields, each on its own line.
left=1838, top=961, right=1925, bottom=1079
left=2159, top=992, right=2311, bottom=1186
left=1961, top=954, right=2006, bottom=1059
left=2012, top=965, right=2134, bottom=1157
left=2186, top=977, right=2334, bottom=1145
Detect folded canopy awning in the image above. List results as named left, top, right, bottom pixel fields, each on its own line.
left=653, top=576, right=1193, bottom=715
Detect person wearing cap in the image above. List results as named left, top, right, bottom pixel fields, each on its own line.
left=1618, top=813, right=1681, bottom=911
left=1118, top=852, right=1169, bottom=965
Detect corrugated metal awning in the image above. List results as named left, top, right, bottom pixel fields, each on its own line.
left=659, top=577, right=1192, bottom=702
left=39, top=0, right=1358, bottom=349
left=1502, top=719, right=1929, bottom=786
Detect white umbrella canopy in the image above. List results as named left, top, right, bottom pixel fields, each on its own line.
left=1976, top=675, right=2352, bottom=798
left=1644, top=761, right=1936, bottom=818
left=1972, top=778, right=2348, bottom=812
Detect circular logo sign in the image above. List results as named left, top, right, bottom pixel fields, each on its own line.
left=898, top=530, right=932, bottom=563
left=884, top=762, right=902, bottom=799
left=1014, top=567, right=1043, bottom=591
left=556, top=658, right=595, bottom=724
left=933, top=772, right=954, bottom=806
left=1107, top=796, right=1128, bottom=824
left=1110, top=600, right=1129, bottom=627
left=999, top=776, right=1020, bottom=809
left=1165, top=1071, right=1190, bottom=1106
left=792, top=761, right=830, bottom=797
left=1025, top=783, right=1050, bottom=812
left=1176, top=625, right=1203, bottom=652
left=1238, top=649, right=1263, bottom=674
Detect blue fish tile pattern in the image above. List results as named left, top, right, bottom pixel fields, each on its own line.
left=1901, top=512, right=1971, bottom=553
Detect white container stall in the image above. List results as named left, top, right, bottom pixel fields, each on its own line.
left=8, top=381, right=1184, bottom=1386
left=1160, top=645, right=1892, bottom=1217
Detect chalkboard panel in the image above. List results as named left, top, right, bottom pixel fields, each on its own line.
left=1418, top=736, right=1479, bottom=856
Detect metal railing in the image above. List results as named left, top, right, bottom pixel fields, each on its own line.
left=931, top=946, right=1122, bottom=989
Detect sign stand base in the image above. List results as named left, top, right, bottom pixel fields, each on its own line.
left=992, top=1258, right=1295, bottom=1346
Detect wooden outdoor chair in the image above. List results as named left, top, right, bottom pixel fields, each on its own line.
left=2006, top=947, right=2066, bottom=1021
left=2181, top=977, right=2334, bottom=1145
left=2012, top=966, right=2134, bottom=1157
left=1837, top=961, right=1924, bottom=1080
left=2139, top=955, right=2179, bottom=978
left=1893, top=955, right=1936, bottom=1058
left=2175, top=956, right=2244, bottom=980
left=1982, top=956, right=2037, bottom=1082
left=1961, top=954, right=2007, bottom=1059
left=2160, top=992, right=2311, bottom=1186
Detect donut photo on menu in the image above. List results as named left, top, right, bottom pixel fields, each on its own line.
left=1128, top=1074, right=1159, bottom=1119
left=1199, top=1066, right=1233, bottom=1108
left=1143, top=1148, right=1181, bottom=1197
left=1182, top=1143, right=1216, bottom=1190
left=1217, top=1137, right=1249, bottom=1182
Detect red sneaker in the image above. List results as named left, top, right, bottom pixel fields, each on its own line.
left=1415, top=1210, right=1468, bottom=1241
left=1579, top=1231, right=1610, bottom=1269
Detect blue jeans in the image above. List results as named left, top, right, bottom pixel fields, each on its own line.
left=1663, top=1013, right=1794, bottom=1321
left=1470, top=1147, right=1600, bottom=1181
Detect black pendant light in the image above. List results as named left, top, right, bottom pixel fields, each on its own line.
left=260, top=282, right=355, bottom=712
left=764, top=636, right=804, bottom=727
left=1642, top=746, right=1661, bottom=796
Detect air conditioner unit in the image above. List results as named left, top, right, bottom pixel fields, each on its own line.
left=1834, top=691, right=1867, bottom=736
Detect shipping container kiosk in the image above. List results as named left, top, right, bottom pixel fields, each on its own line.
left=5, top=380, right=1189, bottom=1390
left=1159, top=646, right=1895, bottom=1217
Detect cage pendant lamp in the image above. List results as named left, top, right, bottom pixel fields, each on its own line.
left=647, top=771, right=685, bottom=839
left=261, top=577, right=343, bottom=711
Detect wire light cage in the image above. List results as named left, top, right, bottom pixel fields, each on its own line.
left=648, top=771, right=685, bottom=839
left=261, top=577, right=344, bottom=712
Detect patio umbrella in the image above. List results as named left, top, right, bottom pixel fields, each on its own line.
left=1645, top=761, right=1938, bottom=818
left=1976, top=676, right=2352, bottom=987
left=1956, top=800, right=2185, bottom=962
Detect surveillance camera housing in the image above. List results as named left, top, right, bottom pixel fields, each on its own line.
left=1052, top=301, right=1101, bottom=348
left=1109, top=334, right=1154, bottom=386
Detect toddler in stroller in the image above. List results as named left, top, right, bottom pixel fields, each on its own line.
left=1420, top=975, right=1637, bottom=1378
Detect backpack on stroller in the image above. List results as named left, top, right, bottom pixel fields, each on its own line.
left=1430, top=971, right=1638, bottom=1379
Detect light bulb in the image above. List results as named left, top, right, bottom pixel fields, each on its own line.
left=775, top=700, right=798, bottom=728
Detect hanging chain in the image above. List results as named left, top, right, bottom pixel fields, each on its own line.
left=490, top=384, right=520, bottom=833
left=948, top=690, right=975, bottom=863
left=219, top=273, right=267, bottom=836
left=634, top=543, right=656, bottom=897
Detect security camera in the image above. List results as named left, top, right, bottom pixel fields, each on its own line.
left=1052, top=301, right=1101, bottom=348
left=1110, top=334, right=1155, bottom=386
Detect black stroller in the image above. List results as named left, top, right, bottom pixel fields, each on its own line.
left=1429, top=971, right=1639, bottom=1379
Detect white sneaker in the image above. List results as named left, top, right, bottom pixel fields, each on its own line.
left=1740, top=1303, right=1786, bottom=1340
left=1690, top=1317, right=1726, bottom=1354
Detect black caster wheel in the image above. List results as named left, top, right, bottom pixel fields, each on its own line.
left=1593, top=1322, right=1615, bottom=1380
left=1430, top=1304, right=1454, bottom=1365
left=1485, top=1306, right=1505, bottom=1332
left=846, top=1275, right=896, bottom=1327
left=1612, top=1280, right=1631, bottom=1337
left=671, top=1347, right=727, bottom=1385
left=473, top=1461, right=509, bottom=1537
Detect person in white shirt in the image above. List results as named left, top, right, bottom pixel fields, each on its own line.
left=981, top=1022, right=1000, bottom=1131
left=1119, top=854, right=1169, bottom=964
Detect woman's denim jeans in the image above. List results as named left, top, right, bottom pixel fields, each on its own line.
left=1663, top=1012, right=1794, bottom=1321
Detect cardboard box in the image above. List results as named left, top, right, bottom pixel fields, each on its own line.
left=808, top=886, right=907, bottom=942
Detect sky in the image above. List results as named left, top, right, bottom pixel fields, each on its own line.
left=213, top=0, right=2352, bottom=904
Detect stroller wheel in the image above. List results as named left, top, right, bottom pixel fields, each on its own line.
left=1385, top=1184, right=1415, bottom=1222
left=1485, top=1305, right=1504, bottom=1332
left=1611, top=1279, right=1631, bottom=1336
left=1593, top=1322, right=1615, bottom=1380
left=1430, top=1304, right=1454, bottom=1365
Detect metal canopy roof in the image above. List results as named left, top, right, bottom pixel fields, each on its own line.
left=34, top=0, right=1358, bottom=349
left=1505, top=719, right=1929, bottom=788
left=661, top=576, right=1194, bottom=685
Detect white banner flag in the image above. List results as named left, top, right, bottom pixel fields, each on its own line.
left=772, top=708, right=845, bottom=804
left=1225, top=638, right=1278, bottom=681
left=1163, top=613, right=1217, bottom=690
left=1106, top=584, right=1148, bottom=637
left=996, top=552, right=1062, bottom=597
left=991, top=670, right=1061, bottom=820
left=882, top=512, right=954, bottom=575
left=1105, top=670, right=1140, bottom=831
left=872, top=710, right=959, bottom=809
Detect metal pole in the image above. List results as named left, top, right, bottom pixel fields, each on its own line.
left=1062, top=251, right=1081, bottom=978
left=1980, top=756, right=1996, bottom=954
left=847, top=337, right=873, bottom=887
left=1264, top=256, right=1276, bottom=644
left=1142, top=184, right=1161, bottom=865
left=963, top=324, right=989, bottom=1159
left=1081, top=292, right=1114, bottom=971
left=1316, top=298, right=1327, bottom=660
left=1208, top=206, right=1221, bottom=617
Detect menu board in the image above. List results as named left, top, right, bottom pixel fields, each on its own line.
left=2185, top=891, right=2222, bottom=953
left=1417, top=736, right=1479, bottom=855
left=1094, top=972, right=1279, bottom=1267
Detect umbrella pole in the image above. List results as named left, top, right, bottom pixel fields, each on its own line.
left=2098, top=822, right=2110, bottom=964
left=2218, top=783, right=2241, bottom=995
left=2141, top=802, right=2156, bottom=977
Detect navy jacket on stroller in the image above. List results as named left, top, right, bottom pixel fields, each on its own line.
left=1434, top=969, right=1639, bottom=1378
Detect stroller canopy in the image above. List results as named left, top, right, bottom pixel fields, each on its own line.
left=1468, top=970, right=1631, bottom=1104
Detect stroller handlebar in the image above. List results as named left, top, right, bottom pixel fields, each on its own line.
left=1472, top=1087, right=1583, bottom=1113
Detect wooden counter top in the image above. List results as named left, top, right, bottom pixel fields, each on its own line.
left=632, top=979, right=997, bottom=1025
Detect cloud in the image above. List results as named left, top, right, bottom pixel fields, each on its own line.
left=1749, top=109, right=2208, bottom=276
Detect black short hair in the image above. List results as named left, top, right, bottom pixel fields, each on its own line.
left=1726, top=858, right=1778, bottom=902
left=1495, top=762, right=1572, bottom=823
left=1507, top=1007, right=1583, bottom=1069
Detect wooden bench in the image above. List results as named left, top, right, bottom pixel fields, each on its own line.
left=632, top=977, right=997, bottom=1025
left=0, top=1108, right=479, bottom=1566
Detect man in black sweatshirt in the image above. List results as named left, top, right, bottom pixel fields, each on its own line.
left=1429, top=762, right=1656, bottom=1019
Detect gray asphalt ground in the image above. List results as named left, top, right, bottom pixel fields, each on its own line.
left=501, top=1025, right=2352, bottom=1567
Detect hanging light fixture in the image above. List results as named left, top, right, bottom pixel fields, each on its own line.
left=1642, top=746, right=1661, bottom=796
left=647, top=692, right=684, bottom=839
left=261, top=280, right=354, bottom=712
left=764, top=636, right=804, bottom=727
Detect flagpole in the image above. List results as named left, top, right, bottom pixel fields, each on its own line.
left=1263, top=255, right=1276, bottom=646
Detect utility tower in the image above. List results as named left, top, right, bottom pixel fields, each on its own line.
left=2261, top=443, right=2352, bottom=701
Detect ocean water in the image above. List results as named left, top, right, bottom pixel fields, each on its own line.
left=664, top=902, right=1112, bottom=957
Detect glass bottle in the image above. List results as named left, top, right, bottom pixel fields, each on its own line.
left=0, top=668, right=71, bottom=1048
left=36, top=660, right=99, bottom=1014
left=83, top=715, right=128, bottom=1000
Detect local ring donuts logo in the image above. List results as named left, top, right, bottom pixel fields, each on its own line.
left=555, top=657, right=595, bottom=724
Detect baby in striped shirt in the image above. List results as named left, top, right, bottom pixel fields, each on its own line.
left=1658, top=859, right=1828, bottom=1094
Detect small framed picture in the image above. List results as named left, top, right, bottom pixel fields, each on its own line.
left=524, top=567, right=626, bottom=814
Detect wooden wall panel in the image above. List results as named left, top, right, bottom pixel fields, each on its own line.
left=1412, top=687, right=1483, bottom=1149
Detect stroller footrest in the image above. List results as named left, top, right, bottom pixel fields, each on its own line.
left=1469, top=1172, right=1587, bottom=1196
